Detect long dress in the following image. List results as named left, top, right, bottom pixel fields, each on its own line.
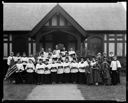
left=86, top=63, right=93, bottom=85
left=101, top=61, right=111, bottom=85
left=92, top=63, right=102, bottom=84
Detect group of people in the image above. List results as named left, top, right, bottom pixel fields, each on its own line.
left=6, top=45, right=122, bottom=86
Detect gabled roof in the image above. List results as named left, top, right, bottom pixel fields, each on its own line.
left=30, top=4, right=86, bottom=37
left=3, top=3, right=126, bottom=31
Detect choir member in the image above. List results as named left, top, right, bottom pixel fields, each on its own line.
left=78, top=57, right=86, bottom=84
left=60, top=47, right=67, bottom=62
left=101, top=58, right=111, bottom=85
left=96, top=52, right=102, bottom=65
left=28, top=54, right=36, bottom=64
left=53, top=45, right=60, bottom=59
left=110, top=56, right=121, bottom=85
left=15, top=59, right=24, bottom=84
left=91, top=58, right=102, bottom=85
left=35, top=59, right=45, bottom=85
left=7, top=52, right=16, bottom=83
left=70, top=59, right=79, bottom=83
left=86, top=58, right=93, bottom=85
left=63, top=57, right=71, bottom=83
left=51, top=59, right=58, bottom=84
left=14, top=53, right=21, bottom=63
left=44, top=59, right=51, bottom=84
left=25, top=59, right=35, bottom=84
left=57, top=59, right=64, bottom=83
left=21, top=52, right=28, bottom=83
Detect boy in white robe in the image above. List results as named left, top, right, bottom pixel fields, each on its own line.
left=35, top=59, right=45, bottom=85
left=70, top=59, right=79, bottom=83
left=110, top=56, right=121, bottom=85
left=25, top=59, right=35, bottom=84
left=78, top=57, right=86, bottom=84
left=63, top=57, right=71, bottom=83
left=44, top=60, right=51, bottom=84
left=57, top=59, right=64, bottom=83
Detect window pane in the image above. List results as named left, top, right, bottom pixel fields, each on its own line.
left=60, top=15, right=65, bottom=26
left=104, top=43, right=107, bottom=53
left=117, top=38, right=123, bottom=41
left=109, top=43, right=115, bottom=55
left=52, top=15, right=57, bottom=26
left=125, top=34, right=126, bottom=41
left=29, top=43, right=31, bottom=56
left=3, top=43, right=8, bottom=57
left=109, top=34, right=115, bottom=37
left=4, top=38, right=8, bottom=41
left=10, top=35, right=12, bottom=41
left=109, top=38, right=115, bottom=41
left=104, top=34, right=107, bottom=40
left=117, top=43, right=123, bottom=56
left=33, top=43, right=36, bottom=55
left=10, top=43, right=12, bottom=54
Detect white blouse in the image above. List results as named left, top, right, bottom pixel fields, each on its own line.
left=35, top=63, right=45, bottom=74
left=110, top=60, right=121, bottom=71
left=25, top=63, right=35, bottom=73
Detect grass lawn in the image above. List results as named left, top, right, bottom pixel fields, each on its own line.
left=77, top=76, right=126, bottom=101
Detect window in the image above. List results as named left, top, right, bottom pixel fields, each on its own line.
left=9, top=35, right=12, bottom=41
left=104, top=43, right=107, bottom=53
left=3, top=43, right=8, bottom=57
left=29, top=43, right=31, bottom=56
left=59, top=15, right=65, bottom=26
left=109, top=43, right=115, bottom=55
left=117, top=43, right=123, bottom=56
left=10, top=43, right=12, bottom=55
left=104, top=34, right=107, bottom=40
left=51, top=15, right=57, bottom=26
left=33, top=43, right=36, bottom=55
left=125, top=43, right=126, bottom=56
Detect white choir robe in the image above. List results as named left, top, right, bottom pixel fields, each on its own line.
left=35, top=64, right=45, bottom=74
left=21, top=57, right=29, bottom=66
left=63, top=62, right=71, bottom=73
left=51, top=63, right=57, bottom=72
left=28, top=57, right=35, bottom=63
left=70, top=62, right=79, bottom=73
left=44, top=64, right=51, bottom=74
left=90, top=61, right=96, bottom=67
left=68, top=51, right=75, bottom=55
left=14, top=56, right=21, bottom=63
left=57, top=63, right=64, bottom=74
left=7, top=56, right=15, bottom=66
left=16, top=63, right=24, bottom=72
left=110, top=60, right=121, bottom=71
left=37, top=56, right=44, bottom=63
left=53, top=50, right=60, bottom=58
left=78, top=62, right=86, bottom=73
left=25, top=63, right=35, bottom=73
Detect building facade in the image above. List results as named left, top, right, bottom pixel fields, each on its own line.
left=3, top=3, right=126, bottom=59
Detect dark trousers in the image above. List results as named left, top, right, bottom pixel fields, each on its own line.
left=15, top=72, right=23, bottom=84
left=26, top=72, right=34, bottom=84
left=37, top=74, right=44, bottom=84
left=70, top=73, right=77, bottom=83
left=21, top=71, right=26, bottom=83
left=111, top=71, right=119, bottom=85
left=44, top=74, right=51, bottom=84
left=57, top=74, right=63, bottom=83
left=78, top=72, right=86, bottom=84
left=51, top=72, right=57, bottom=83
left=64, top=73, right=70, bottom=83
left=33, top=72, right=37, bottom=84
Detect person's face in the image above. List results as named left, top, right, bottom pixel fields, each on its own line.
left=56, top=45, right=58, bottom=49
left=63, top=47, right=65, bottom=51
left=16, top=53, right=20, bottom=56
left=42, top=48, right=44, bottom=51
left=10, top=52, right=14, bottom=56
left=81, top=58, right=84, bottom=62
left=70, top=48, right=73, bottom=51
left=29, top=60, right=32, bottom=63
left=48, top=48, right=51, bottom=52
left=65, top=58, right=69, bottom=62
left=23, top=53, right=26, bottom=57
left=113, top=56, right=117, bottom=60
